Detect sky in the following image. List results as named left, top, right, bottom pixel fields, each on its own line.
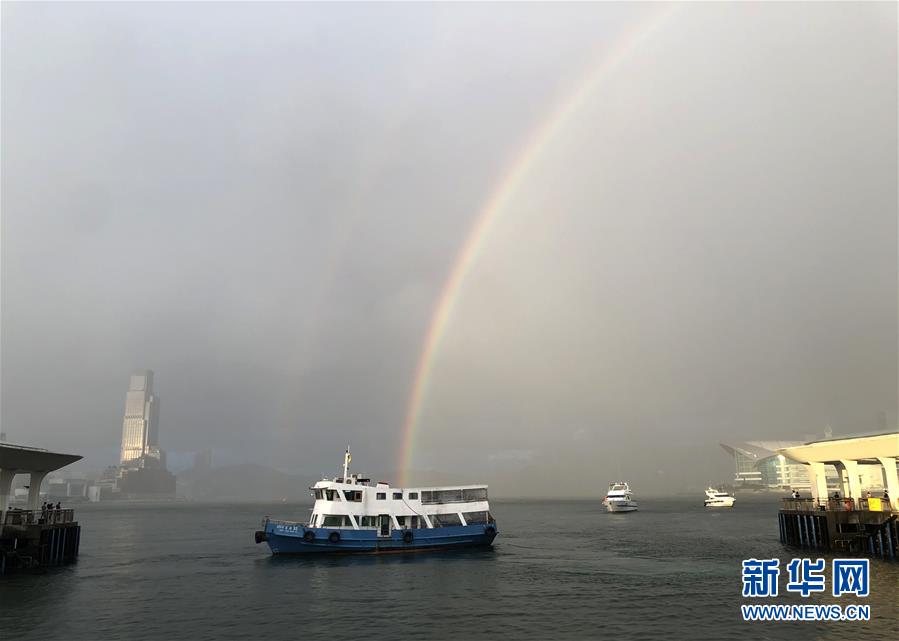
left=2, top=2, right=896, bottom=496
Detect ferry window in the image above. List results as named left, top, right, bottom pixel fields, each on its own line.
left=408, top=492, right=418, bottom=500
left=431, top=513, right=462, bottom=527
left=343, top=490, right=362, bottom=502
left=322, top=515, right=343, bottom=527
left=397, top=516, right=406, bottom=527
left=462, top=511, right=488, bottom=525
left=463, top=488, right=488, bottom=501
left=325, top=489, right=341, bottom=501
left=376, top=492, right=386, bottom=500
left=392, top=492, right=402, bottom=500
left=361, top=516, right=377, bottom=527
left=314, top=489, right=323, bottom=500
left=421, top=489, right=464, bottom=504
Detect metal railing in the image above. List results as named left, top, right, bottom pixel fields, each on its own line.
left=781, top=497, right=895, bottom=513
left=3, top=508, right=75, bottom=526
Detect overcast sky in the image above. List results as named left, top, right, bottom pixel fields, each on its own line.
left=2, top=2, right=896, bottom=496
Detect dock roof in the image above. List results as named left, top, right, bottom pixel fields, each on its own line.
left=776, top=431, right=898, bottom=464
left=0, top=443, right=82, bottom=473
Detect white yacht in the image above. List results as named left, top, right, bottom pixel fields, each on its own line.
left=704, top=487, right=735, bottom=508
left=603, top=482, right=638, bottom=513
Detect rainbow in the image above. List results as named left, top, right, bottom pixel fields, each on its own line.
left=397, top=6, right=676, bottom=485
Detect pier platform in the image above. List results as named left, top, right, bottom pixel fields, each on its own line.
left=779, top=498, right=897, bottom=560
left=1, top=508, right=81, bottom=573
left=776, top=431, right=898, bottom=561
left=0, top=442, right=83, bottom=574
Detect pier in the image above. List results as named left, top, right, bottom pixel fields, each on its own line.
left=0, top=442, right=83, bottom=574
left=778, top=497, right=897, bottom=560
left=776, top=432, right=898, bottom=560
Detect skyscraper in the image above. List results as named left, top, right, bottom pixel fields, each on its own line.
left=120, top=370, right=161, bottom=465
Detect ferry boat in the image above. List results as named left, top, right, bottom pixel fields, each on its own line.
left=603, top=481, right=638, bottom=513
left=255, top=449, right=497, bottom=554
left=704, top=487, right=735, bottom=508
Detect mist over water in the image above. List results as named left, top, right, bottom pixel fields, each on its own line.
left=2, top=4, right=896, bottom=496
left=1, top=499, right=896, bottom=640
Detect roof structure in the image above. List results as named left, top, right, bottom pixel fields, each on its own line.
left=777, top=432, right=898, bottom=464
left=720, top=441, right=804, bottom=460
left=0, top=443, right=82, bottom=473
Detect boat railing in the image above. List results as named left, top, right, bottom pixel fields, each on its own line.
left=3, top=508, right=76, bottom=526
left=264, top=517, right=309, bottom=527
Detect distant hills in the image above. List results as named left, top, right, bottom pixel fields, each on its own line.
left=176, top=464, right=319, bottom=502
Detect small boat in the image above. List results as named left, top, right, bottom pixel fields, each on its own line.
left=255, top=449, right=497, bottom=554
left=603, top=481, right=638, bottom=513
left=704, top=487, right=735, bottom=508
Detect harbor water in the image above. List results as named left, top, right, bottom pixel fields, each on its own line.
left=1, top=497, right=896, bottom=640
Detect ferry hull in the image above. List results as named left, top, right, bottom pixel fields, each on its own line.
left=260, top=522, right=497, bottom=555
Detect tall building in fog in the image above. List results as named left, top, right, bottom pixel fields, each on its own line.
left=111, top=369, right=175, bottom=497
left=120, top=370, right=161, bottom=465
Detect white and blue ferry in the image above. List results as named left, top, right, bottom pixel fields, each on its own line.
left=255, top=450, right=497, bottom=554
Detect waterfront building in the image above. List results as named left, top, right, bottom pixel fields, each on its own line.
left=719, top=441, right=813, bottom=490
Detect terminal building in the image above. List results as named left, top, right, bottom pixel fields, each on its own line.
left=719, top=441, right=813, bottom=490
left=721, top=437, right=887, bottom=493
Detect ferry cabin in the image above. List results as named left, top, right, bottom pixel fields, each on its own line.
left=308, top=475, right=491, bottom=533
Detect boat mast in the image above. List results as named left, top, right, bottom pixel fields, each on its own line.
left=343, top=446, right=351, bottom=482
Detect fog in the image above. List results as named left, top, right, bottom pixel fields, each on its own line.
left=2, top=3, right=896, bottom=496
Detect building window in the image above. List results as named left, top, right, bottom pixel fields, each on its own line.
left=376, top=492, right=386, bottom=500
left=408, top=492, right=419, bottom=500
left=392, top=492, right=402, bottom=500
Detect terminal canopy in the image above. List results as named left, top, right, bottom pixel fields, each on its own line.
left=777, top=432, right=898, bottom=464
left=0, top=443, right=82, bottom=473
